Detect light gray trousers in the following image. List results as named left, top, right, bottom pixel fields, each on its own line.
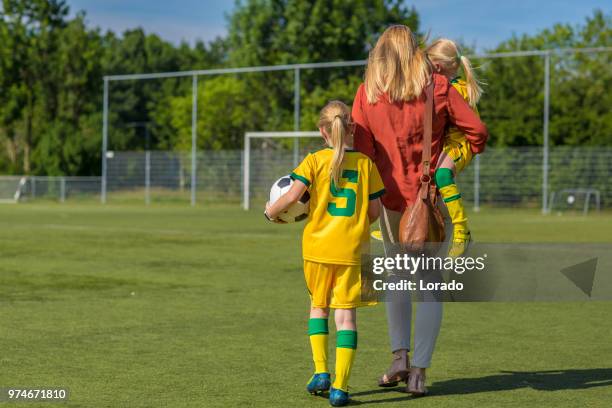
left=379, top=204, right=452, bottom=368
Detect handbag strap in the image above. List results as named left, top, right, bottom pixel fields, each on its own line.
left=420, top=80, right=434, bottom=200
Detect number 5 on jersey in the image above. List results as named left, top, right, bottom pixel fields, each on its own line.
left=328, top=170, right=358, bottom=217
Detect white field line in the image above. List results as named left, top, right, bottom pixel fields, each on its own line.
left=0, top=222, right=274, bottom=238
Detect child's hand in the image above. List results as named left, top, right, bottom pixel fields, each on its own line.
left=264, top=202, right=286, bottom=224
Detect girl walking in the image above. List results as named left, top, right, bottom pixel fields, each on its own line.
left=265, top=100, right=385, bottom=406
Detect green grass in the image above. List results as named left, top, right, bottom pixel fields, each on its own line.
left=1, top=204, right=611, bottom=407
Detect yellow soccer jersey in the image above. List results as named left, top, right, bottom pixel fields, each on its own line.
left=446, top=78, right=480, bottom=146
left=291, top=148, right=385, bottom=266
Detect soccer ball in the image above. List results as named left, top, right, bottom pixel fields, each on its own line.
left=269, top=175, right=310, bottom=223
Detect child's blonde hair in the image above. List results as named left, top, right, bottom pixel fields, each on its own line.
left=426, top=38, right=482, bottom=107
left=318, top=101, right=353, bottom=187
left=364, top=25, right=430, bottom=104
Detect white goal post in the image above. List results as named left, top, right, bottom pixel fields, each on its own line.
left=0, top=176, right=27, bottom=203
left=243, top=131, right=321, bottom=210
left=548, top=188, right=601, bottom=215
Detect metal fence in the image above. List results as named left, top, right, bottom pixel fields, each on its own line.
left=457, top=147, right=612, bottom=211
left=3, top=146, right=610, bottom=211
left=0, top=176, right=101, bottom=202
left=106, top=150, right=242, bottom=204
left=100, top=47, right=612, bottom=207
left=241, top=145, right=612, bottom=211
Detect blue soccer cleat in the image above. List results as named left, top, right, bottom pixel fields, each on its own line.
left=329, top=387, right=349, bottom=406
left=306, top=373, right=331, bottom=395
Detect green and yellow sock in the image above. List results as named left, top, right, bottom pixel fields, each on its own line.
left=435, top=168, right=468, bottom=234
left=308, top=318, right=329, bottom=374
left=333, top=330, right=357, bottom=392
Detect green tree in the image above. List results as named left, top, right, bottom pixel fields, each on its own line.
left=155, top=76, right=268, bottom=150
left=228, top=0, right=419, bottom=125
left=0, top=0, right=69, bottom=173
left=1, top=1, right=609, bottom=178
left=478, top=9, right=611, bottom=146
left=32, top=14, right=105, bottom=175
left=152, top=0, right=420, bottom=149
left=227, top=0, right=418, bottom=67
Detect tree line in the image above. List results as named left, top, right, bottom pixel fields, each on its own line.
left=0, top=0, right=610, bottom=176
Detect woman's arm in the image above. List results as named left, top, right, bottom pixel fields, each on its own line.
left=352, top=84, right=376, bottom=160
left=265, top=179, right=308, bottom=221
left=446, top=86, right=489, bottom=154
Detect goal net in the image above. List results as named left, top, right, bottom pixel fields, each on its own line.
left=243, top=131, right=325, bottom=210
left=0, top=176, right=27, bottom=203
left=548, top=188, right=601, bottom=215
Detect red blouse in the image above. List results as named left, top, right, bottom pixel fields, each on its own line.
left=352, top=73, right=489, bottom=212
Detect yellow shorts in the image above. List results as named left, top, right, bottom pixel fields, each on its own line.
left=303, top=260, right=375, bottom=309
left=443, top=139, right=473, bottom=173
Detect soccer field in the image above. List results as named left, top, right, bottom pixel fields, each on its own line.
left=1, top=204, right=611, bottom=407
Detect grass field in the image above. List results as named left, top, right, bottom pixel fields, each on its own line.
left=1, top=204, right=612, bottom=407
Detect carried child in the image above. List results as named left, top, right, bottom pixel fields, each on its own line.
left=265, top=100, right=385, bottom=407
left=426, top=38, right=484, bottom=257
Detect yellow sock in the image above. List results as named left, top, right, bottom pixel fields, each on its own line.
left=333, top=330, right=357, bottom=392
left=439, top=184, right=468, bottom=233
left=308, top=318, right=329, bottom=373
left=310, top=334, right=328, bottom=373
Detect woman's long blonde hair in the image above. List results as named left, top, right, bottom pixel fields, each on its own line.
left=318, top=101, right=353, bottom=187
left=364, top=25, right=430, bottom=104
left=426, top=38, right=482, bottom=107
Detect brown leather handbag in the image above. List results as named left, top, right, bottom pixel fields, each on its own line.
left=399, top=80, right=446, bottom=252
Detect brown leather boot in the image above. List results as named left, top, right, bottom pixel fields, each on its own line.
left=377, top=349, right=409, bottom=387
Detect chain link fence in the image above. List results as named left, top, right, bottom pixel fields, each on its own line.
left=2, top=147, right=610, bottom=211
left=0, top=176, right=101, bottom=203
left=105, top=151, right=242, bottom=204
left=244, top=145, right=612, bottom=211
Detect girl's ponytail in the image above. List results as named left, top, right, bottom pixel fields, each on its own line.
left=317, top=101, right=353, bottom=187
left=330, top=115, right=346, bottom=187
left=459, top=55, right=483, bottom=108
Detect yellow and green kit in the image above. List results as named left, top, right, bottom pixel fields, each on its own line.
left=292, top=147, right=384, bottom=392
left=436, top=78, right=480, bottom=256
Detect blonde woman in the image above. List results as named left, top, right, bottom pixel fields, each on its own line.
left=352, top=25, right=488, bottom=395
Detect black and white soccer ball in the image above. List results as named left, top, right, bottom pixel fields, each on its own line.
left=269, top=175, right=310, bottom=223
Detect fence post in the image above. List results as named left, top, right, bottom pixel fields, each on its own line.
left=293, top=68, right=301, bottom=167
left=145, top=150, right=151, bottom=206
left=101, top=78, right=109, bottom=204
left=191, top=75, right=198, bottom=206
left=473, top=154, right=480, bottom=212
left=243, top=134, right=250, bottom=210
left=542, top=52, right=551, bottom=214
left=31, top=176, right=36, bottom=200
left=60, top=177, right=66, bottom=203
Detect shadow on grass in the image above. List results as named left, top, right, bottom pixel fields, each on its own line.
left=350, top=368, right=612, bottom=404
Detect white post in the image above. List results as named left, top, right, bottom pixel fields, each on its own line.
left=191, top=75, right=198, bottom=206
left=60, top=177, right=66, bottom=203
left=243, top=134, right=250, bottom=210
left=145, top=150, right=151, bottom=206
left=31, top=176, right=36, bottom=200
left=473, top=154, right=480, bottom=212
left=101, top=78, right=109, bottom=204
left=542, top=52, right=550, bottom=214
left=293, top=68, right=300, bottom=167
